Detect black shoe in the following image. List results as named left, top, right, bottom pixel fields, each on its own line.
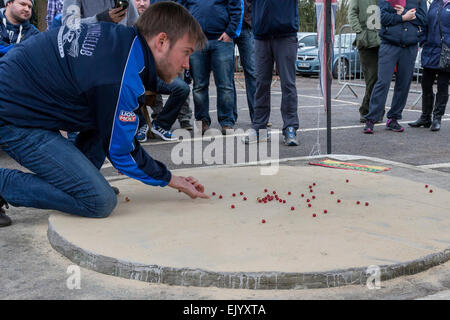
left=111, top=186, right=120, bottom=195
left=386, top=119, right=404, bottom=132
left=0, top=195, right=11, bottom=227
left=179, top=120, right=193, bottom=131
left=408, top=115, right=432, bottom=128
left=430, top=117, right=441, bottom=131
left=360, top=115, right=367, bottom=123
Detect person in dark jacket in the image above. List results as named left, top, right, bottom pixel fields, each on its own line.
left=243, top=0, right=299, bottom=146
left=0, top=2, right=208, bottom=228
left=409, top=0, right=450, bottom=131
left=0, top=0, right=38, bottom=57
left=363, top=0, right=427, bottom=134
left=179, top=0, right=243, bottom=135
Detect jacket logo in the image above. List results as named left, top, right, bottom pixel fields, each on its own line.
left=119, top=110, right=136, bottom=122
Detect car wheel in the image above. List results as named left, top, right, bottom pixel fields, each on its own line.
left=333, top=58, right=349, bottom=80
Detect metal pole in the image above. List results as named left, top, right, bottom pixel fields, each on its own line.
left=326, top=0, right=332, bottom=154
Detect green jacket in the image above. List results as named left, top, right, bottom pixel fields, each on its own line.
left=348, top=0, right=381, bottom=49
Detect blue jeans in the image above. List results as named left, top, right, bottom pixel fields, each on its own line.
left=137, top=76, right=190, bottom=131
left=190, top=39, right=236, bottom=127
left=234, top=24, right=257, bottom=123
left=0, top=124, right=117, bottom=218
left=365, top=43, right=417, bottom=122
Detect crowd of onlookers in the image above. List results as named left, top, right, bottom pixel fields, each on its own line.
left=0, top=0, right=449, bottom=142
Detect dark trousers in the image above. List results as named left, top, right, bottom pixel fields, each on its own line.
left=421, top=67, right=450, bottom=117
left=253, top=36, right=299, bottom=134
left=366, top=43, right=417, bottom=121
left=358, top=47, right=379, bottom=116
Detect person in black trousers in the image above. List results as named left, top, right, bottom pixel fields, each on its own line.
left=409, top=0, right=450, bottom=131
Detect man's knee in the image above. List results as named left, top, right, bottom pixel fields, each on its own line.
left=85, top=187, right=117, bottom=218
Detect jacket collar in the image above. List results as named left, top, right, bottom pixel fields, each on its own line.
left=135, top=27, right=158, bottom=93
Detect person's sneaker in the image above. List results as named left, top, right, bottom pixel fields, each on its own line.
left=136, top=124, right=149, bottom=142
left=221, top=126, right=234, bottom=135
left=179, top=120, right=193, bottom=131
left=0, top=195, right=11, bottom=228
left=151, top=123, right=178, bottom=141
left=283, top=127, right=299, bottom=146
left=360, top=115, right=367, bottom=123
left=386, top=119, right=404, bottom=132
left=363, top=120, right=374, bottom=134
left=242, top=129, right=270, bottom=144
left=267, top=122, right=272, bottom=127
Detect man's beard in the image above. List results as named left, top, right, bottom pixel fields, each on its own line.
left=11, top=12, right=29, bottom=24
left=156, top=55, right=176, bottom=84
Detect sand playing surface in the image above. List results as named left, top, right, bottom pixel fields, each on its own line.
left=49, top=165, right=450, bottom=273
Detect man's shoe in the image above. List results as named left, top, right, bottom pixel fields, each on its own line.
left=283, top=127, right=299, bottom=146
left=408, top=115, right=432, bottom=128
left=386, top=119, right=404, bottom=132
left=267, top=122, right=272, bottom=127
left=151, top=123, right=178, bottom=141
left=242, top=129, right=270, bottom=144
left=430, top=117, right=441, bottom=131
left=363, top=120, right=374, bottom=134
left=136, top=124, right=149, bottom=142
left=180, top=120, right=193, bottom=131
left=221, top=126, right=234, bottom=135
left=0, top=195, right=11, bottom=228
left=201, top=121, right=209, bottom=135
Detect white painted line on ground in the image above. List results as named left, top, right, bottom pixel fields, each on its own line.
left=418, top=163, right=450, bottom=169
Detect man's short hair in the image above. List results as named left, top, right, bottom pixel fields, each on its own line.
left=136, top=1, right=206, bottom=51
left=4, top=0, right=35, bottom=6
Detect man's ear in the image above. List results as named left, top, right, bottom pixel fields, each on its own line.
left=154, top=32, right=169, bottom=52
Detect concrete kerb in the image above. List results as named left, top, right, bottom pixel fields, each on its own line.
left=47, top=154, right=450, bottom=290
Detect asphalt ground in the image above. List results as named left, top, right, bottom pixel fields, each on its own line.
left=1, top=74, right=450, bottom=300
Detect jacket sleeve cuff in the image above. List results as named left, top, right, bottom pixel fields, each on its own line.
left=96, top=10, right=113, bottom=23
left=396, top=14, right=403, bottom=24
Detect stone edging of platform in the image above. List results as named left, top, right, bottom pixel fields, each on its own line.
left=47, top=220, right=450, bottom=290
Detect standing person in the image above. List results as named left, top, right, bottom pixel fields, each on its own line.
left=233, top=0, right=256, bottom=123
left=244, top=0, right=299, bottom=146
left=134, top=0, right=193, bottom=142
left=0, top=2, right=208, bottom=227
left=348, top=0, right=385, bottom=123
left=62, top=0, right=139, bottom=27
left=179, top=0, right=243, bottom=135
left=363, top=0, right=427, bottom=134
left=46, top=0, right=63, bottom=29
left=409, top=0, right=450, bottom=131
left=0, top=0, right=38, bottom=58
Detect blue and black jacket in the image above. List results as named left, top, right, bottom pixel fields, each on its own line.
left=421, top=0, right=450, bottom=69
left=0, top=22, right=172, bottom=186
left=378, top=0, right=427, bottom=47
left=178, top=0, right=243, bottom=40
left=251, top=0, right=298, bottom=40
left=0, top=8, right=39, bottom=57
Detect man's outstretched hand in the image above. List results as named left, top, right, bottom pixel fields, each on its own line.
left=168, top=175, right=209, bottom=199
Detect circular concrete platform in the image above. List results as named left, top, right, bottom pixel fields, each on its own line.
left=48, top=164, right=450, bottom=289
